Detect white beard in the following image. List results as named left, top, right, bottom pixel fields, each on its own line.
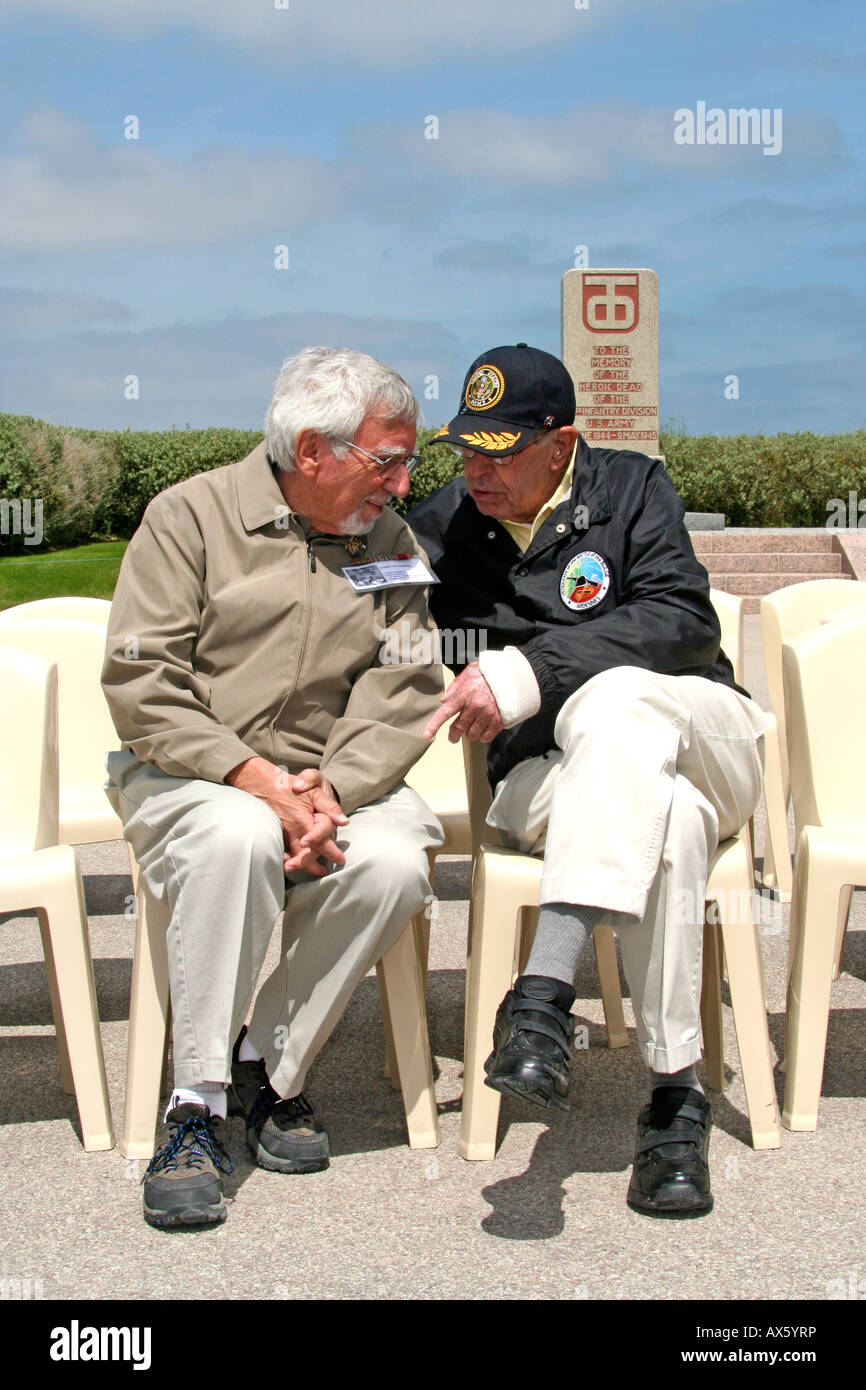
left=339, top=502, right=385, bottom=535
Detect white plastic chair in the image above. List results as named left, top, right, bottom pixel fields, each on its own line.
left=781, top=618, right=866, bottom=1130
left=708, top=588, right=786, bottom=905
left=460, top=834, right=781, bottom=1159
left=821, top=598, right=866, bottom=627
left=0, top=597, right=113, bottom=624
left=0, top=645, right=114, bottom=1150
left=760, top=580, right=866, bottom=899
left=457, top=739, right=655, bottom=1162
left=0, top=600, right=126, bottom=849
left=376, top=671, right=473, bottom=1089
left=710, top=588, right=745, bottom=687
left=119, top=864, right=441, bottom=1158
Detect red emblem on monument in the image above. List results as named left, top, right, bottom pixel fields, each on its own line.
left=582, top=274, right=639, bottom=333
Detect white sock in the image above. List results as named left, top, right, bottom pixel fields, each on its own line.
left=166, top=1083, right=227, bottom=1121
left=238, top=1034, right=263, bottom=1064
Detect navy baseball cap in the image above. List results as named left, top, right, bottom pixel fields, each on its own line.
left=430, top=343, right=576, bottom=457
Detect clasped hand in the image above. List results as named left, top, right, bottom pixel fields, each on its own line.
left=226, top=758, right=348, bottom=877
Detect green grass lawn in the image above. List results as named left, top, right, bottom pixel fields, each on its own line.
left=0, top=541, right=127, bottom=610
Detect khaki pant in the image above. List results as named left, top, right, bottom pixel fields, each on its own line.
left=486, top=668, right=769, bottom=1071
left=105, top=751, right=444, bottom=1097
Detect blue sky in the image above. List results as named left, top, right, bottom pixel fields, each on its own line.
left=1, top=0, right=864, bottom=436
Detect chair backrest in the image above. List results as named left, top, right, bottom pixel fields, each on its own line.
left=403, top=668, right=472, bottom=824
left=462, top=737, right=504, bottom=851
left=0, top=597, right=112, bottom=625
left=821, top=598, right=866, bottom=627
left=0, top=612, right=119, bottom=798
left=709, top=589, right=745, bottom=686
left=760, top=579, right=866, bottom=788
left=782, top=617, right=866, bottom=830
left=0, top=645, right=59, bottom=854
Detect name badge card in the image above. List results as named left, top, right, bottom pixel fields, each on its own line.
left=342, top=557, right=439, bottom=592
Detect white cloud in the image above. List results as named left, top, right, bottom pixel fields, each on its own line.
left=668, top=354, right=866, bottom=435
left=0, top=286, right=132, bottom=334
left=0, top=0, right=712, bottom=66
left=0, top=308, right=464, bottom=429
left=353, top=102, right=844, bottom=189
left=0, top=107, right=342, bottom=251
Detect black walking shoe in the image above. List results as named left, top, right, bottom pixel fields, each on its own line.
left=142, top=1103, right=233, bottom=1230
left=228, top=1028, right=329, bottom=1174
left=483, top=975, right=576, bottom=1111
left=626, top=1086, right=714, bottom=1218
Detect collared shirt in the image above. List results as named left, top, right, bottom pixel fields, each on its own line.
left=101, top=443, right=443, bottom=814
left=501, top=446, right=577, bottom=553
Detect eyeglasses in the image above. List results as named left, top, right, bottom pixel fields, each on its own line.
left=333, top=438, right=422, bottom=478
left=453, top=426, right=552, bottom=465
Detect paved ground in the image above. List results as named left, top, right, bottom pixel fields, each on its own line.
left=1, top=616, right=864, bottom=1302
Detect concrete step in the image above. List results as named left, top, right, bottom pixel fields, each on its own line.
left=691, top=530, right=835, bottom=556
left=689, top=529, right=859, bottom=613
left=711, top=572, right=852, bottom=599
left=701, top=551, right=842, bottom=575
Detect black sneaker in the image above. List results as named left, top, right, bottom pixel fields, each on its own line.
left=626, top=1086, right=713, bottom=1218
left=228, top=1028, right=329, bottom=1174
left=483, top=975, right=576, bottom=1111
left=141, top=1102, right=233, bottom=1230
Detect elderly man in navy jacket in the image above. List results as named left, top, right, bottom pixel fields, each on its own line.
left=409, top=344, right=768, bottom=1217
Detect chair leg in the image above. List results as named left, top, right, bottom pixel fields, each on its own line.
left=592, top=924, right=628, bottom=1049
left=37, top=912, right=74, bottom=1095
left=516, top=905, right=538, bottom=976
left=120, top=884, right=171, bottom=1159
left=377, top=969, right=401, bottom=1091
left=127, top=840, right=140, bottom=891
left=716, top=865, right=781, bottom=1150
left=460, top=849, right=524, bottom=1160
left=514, top=910, right=629, bottom=1052
left=700, top=917, right=727, bottom=1092
left=160, top=1006, right=173, bottom=1097
left=831, top=885, right=852, bottom=982
left=382, top=853, right=436, bottom=1090
left=377, top=913, right=439, bottom=1149
left=782, top=838, right=842, bottom=1131
left=761, top=716, right=792, bottom=901
left=36, top=849, right=114, bottom=1151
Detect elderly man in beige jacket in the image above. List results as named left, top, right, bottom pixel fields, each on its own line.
left=102, top=347, right=444, bottom=1230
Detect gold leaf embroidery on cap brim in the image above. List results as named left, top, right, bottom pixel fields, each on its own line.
left=460, top=430, right=520, bottom=450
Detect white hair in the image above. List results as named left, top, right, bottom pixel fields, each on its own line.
left=264, top=346, right=420, bottom=473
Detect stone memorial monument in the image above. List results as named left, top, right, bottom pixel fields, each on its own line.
left=561, top=267, right=659, bottom=456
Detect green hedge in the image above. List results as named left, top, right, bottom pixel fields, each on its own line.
left=662, top=430, right=866, bottom=528
left=1, top=412, right=865, bottom=552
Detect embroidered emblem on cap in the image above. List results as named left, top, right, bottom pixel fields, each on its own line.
left=465, top=364, right=505, bottom=412
left=460, top=429, right=520, bottom=451
left=560, top=551, right=610, bottom=611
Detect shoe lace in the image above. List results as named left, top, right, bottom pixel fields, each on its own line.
left=247, top=1084, right=314, bottom=1135
left=142, top=1112, right=234, bottom=1181
left=273, top=1093, right=314, bottom=1121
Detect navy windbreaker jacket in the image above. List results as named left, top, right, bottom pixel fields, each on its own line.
left=408, top=435, right=744, bottom=789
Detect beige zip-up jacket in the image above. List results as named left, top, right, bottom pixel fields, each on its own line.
left=101, top=443, right=443, bottom=814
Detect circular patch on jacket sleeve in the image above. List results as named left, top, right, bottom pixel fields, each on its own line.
left=559, top=551, right=610, bottom=611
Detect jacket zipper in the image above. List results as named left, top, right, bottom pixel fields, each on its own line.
left=287, top=530, right=315, bottom=702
